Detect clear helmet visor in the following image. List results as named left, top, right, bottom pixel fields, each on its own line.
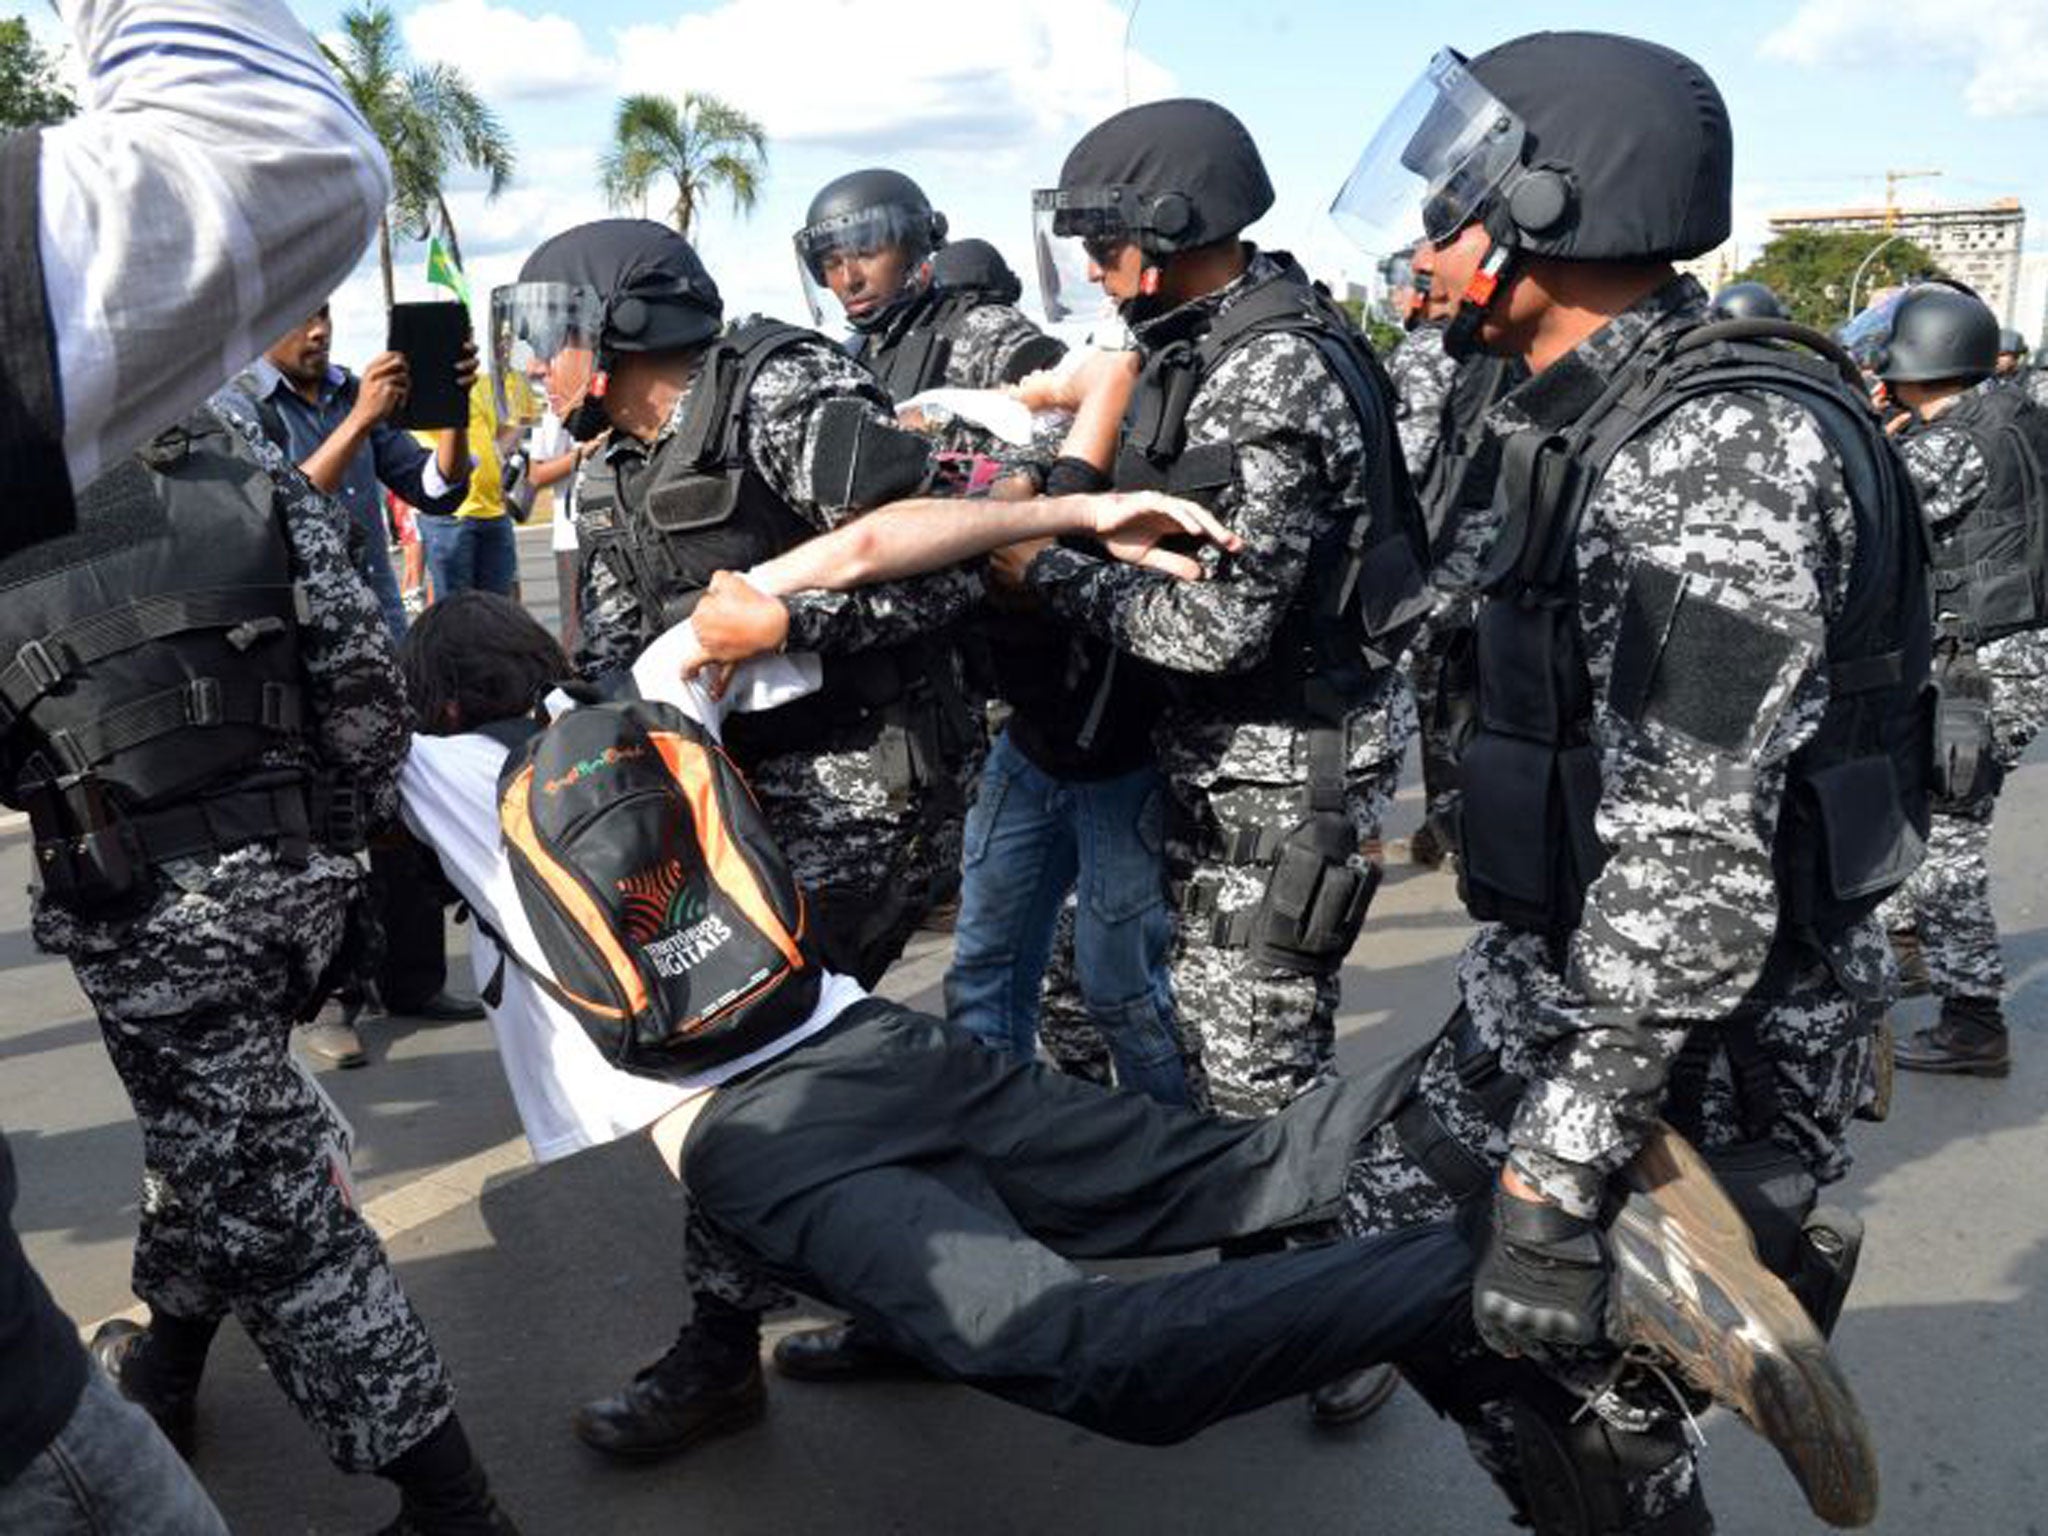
left=489, top=281, right=607, bottom=431
left=1330, top=48, right=1529, bottom=259
left=792, top=205, right=932, bottom=331
left=1838, top=287, right=1911, bottom=368
left=1375, top=245, right=1425, bottom=325
left=1029, top=189, right=1117, bottom=325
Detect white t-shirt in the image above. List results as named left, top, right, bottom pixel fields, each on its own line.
left=398, top=635, right=864, bottom=1163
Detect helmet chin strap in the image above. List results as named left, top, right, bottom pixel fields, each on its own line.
left=564, top=368, right=611, bottom=441
left=1443, top=239, right=1517, bottom=361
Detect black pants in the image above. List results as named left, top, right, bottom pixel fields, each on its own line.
left=682, top=1000, right=1470, bottom=1445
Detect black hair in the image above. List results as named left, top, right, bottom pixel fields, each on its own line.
left=399, top=591, right=567, bottom=735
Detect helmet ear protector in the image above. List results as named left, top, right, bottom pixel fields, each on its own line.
left=1503, top=165, right=1572, bottom=237
left=608, top=295, right=649, bottom=344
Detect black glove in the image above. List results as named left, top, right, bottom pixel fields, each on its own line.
left=1472, top=1186, right=1611, bottom=1356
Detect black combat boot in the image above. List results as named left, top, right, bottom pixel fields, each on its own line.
left=1895, top=995, right=2011, bottom=1077
left=374, top=1415, right=519, bottom=1535
left=771, top=1317, right=928, bottom=1382
left=573, top=1298, right=768, bottom=1459
left=1307, top=1363, right=1401, bottom=1427
left=89, top=1311, right=219, bottom=1457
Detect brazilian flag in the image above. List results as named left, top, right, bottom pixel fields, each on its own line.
left=426, top=236, right=472, bottom=308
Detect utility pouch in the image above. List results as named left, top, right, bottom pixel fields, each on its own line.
left=1248, top=814, right=1381, bottom=975
left=1931, top=657, right=2002, bottom=807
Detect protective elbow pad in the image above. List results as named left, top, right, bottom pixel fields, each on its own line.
left=811, top=398, right=933, bottom=512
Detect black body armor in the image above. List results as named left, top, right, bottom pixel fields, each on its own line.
left=575, top=319, right=953, bottom=776
left=1451, top=320, right=1933, bottom=955
left=1111, top=255, right=1431, bottom=724
left=1917, top=385, right=2048, bottom=643
left=0, top=414, right=356, bottom=909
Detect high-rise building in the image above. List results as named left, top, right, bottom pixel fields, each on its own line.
left=1766, top=198, right=2026, bottom=323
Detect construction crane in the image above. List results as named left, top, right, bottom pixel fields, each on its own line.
left=1883, top=168, right=1942, bottom=228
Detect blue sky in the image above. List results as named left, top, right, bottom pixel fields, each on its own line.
left=124, top=1, right=2048, bottom=359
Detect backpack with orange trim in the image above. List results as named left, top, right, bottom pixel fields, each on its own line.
left=484, top=697, right=823, bottom=1077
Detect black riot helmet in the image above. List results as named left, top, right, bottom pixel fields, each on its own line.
left=1997, top=327, right=2026, bottom=358
left=929, top=238, right=1023, bottom=306
left=492, top=219, right=724, bottom=438
left=795, top=169, right=948, bottom=332
left=1031, top=98, right=1273, bottom=321
left=1874, top=286, right=2001, bottom=385
left=1333, top=36, right=1731, bottom=353
left=1712, top=280, right=1788, bottom=322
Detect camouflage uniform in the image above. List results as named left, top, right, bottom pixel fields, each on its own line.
left=1877, top=399, right=2048, bottom=1006
left=30, top=408, right=454, bottom=1473
left=1342, top=278, right=1890, bottom=1527
left=1386, top=323, right=1458, bottom=472
left=1024, top=252, right=1415, bottom=1117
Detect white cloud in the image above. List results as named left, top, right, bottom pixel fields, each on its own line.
left=1762, top=1, right=2048, bottom=118
left=611, top=0, right=1174, bottom=155
left=401, top=0, right=611, bottom=100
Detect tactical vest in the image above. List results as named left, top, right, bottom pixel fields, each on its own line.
left=1452, top=319, right=1933, bottom=957
left=575, top=319, right=949, bottom=772
left=848, top=286, right=1063, bottom=400
left=1418, top=354, right=1518, bottom=564
left=0, top=414, right=350, bottom=910
left=848, top=289, right=980, bottom=401
left=1112, top=257, right=1431, bottom=723
left=1914, top=385, right=2048, bottom=643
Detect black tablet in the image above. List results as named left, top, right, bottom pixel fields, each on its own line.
left=387, top=300, right=471, bottom=431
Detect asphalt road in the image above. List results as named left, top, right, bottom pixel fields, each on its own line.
left=8, top=534, right=2045, bottom=1533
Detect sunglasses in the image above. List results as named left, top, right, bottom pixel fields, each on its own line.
left=1081, top=234, right=1129, bottom=267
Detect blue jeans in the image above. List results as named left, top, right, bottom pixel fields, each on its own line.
left=944, top=729, right=1187, bottom=1105
left=0, top=1370, right=229, bottom=1535
left=418, top=513, right=518, bottom=601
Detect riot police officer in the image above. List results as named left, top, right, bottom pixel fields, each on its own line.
left=4, top=411, right=516, bottom=1534
left=1712, top=279, right=1789, bottom=321
left=493, top=217, right=978, bottom=1460
left=1873, top=287, right=2048, bottom=1076
left=795, top=168, right=1065, bottom=397
left=1330, top=32, right=1917, bottom=1531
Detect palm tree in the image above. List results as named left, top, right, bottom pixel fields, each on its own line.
left=599, top=92, right=767, bottom=238
left=324, top=4, right=516, bottom=306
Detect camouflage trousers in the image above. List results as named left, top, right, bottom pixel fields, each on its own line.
left=1164, top=702, right=1413, bottom=1119
left=40, top=847, right=455, bottom=1473
left=1880, top=809, right=2004, bottom=1001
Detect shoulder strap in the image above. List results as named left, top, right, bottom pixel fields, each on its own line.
left=673, top=320, right=817, bottom=471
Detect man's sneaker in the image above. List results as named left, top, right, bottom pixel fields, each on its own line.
left=1895, top=1000, right=2011, bottom=1078
left=572, top=1328, right=767, bottom=1461
left=1307, top=1363, right=1401, bottom=1427
left=299, top=998, right=367, bottom=1069
left=771, top=1319, right=929, bottom=1382
left=1605, top=1124, right=1878, bottom=1529
left=89, top=1319, right=198, bottom=1457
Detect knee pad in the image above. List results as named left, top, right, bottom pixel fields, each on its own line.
left=1509, top=1398, right=1710, bottom=1536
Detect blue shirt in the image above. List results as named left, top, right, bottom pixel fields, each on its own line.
left=217, top=358, right=467, bottom=532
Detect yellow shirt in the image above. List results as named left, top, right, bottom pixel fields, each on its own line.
left=416, top=378, right=507, bottom=520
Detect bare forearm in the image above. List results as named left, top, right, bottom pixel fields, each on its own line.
left=749, top=496, right=1098, bottom=595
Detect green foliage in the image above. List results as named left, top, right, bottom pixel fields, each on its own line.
left=1735, top=228, right=1946, bottom=331
left=324, top=4, right=515, bottom=303
left=599, top=92, right=768, bottom=238
left=0, top=16, right=77, bottom=130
